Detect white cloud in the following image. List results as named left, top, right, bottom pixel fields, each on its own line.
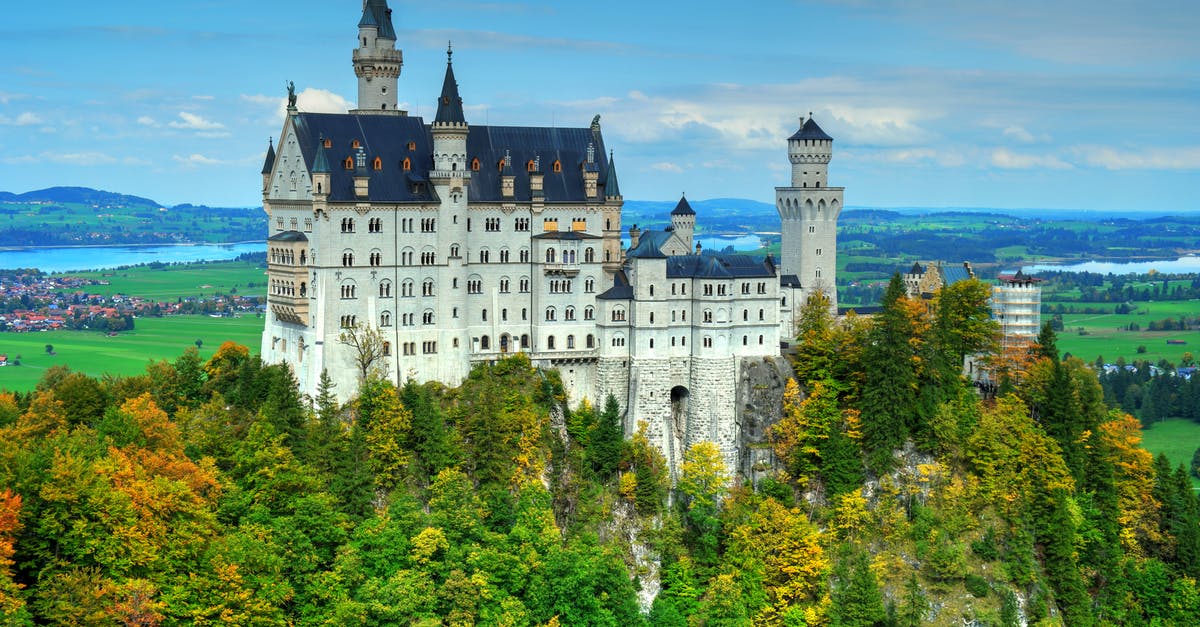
left=137, top=115, right=160, bottom=127
left=990, top=148, right=1071, bottom=170
left=243, top=88, right=354, bottom=123
left=845, top=147, right=967, bottom=168
left=0, top=112, right=43, bottom=126
left=1002, top=125, right=1036, bottom=143
left=168, top=111, right=225, bottom=131
left=1077, top=146, right=1200, bottom=171
left=650, top=161, right=684, bottom=173
left=172, top=153, right=226, bottom=166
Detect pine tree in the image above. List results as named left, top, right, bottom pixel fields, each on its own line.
left=588, top=394, right=624, bottom=480
left=860, top=274, right=918, bottom=471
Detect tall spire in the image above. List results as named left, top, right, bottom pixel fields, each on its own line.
left=261, top=137, right=276, bottom=175
left=605, top=150, right=621, bottom=198
left=359, top=0, right=396, bottom=40
left=434, top=41, right=466, bottom=125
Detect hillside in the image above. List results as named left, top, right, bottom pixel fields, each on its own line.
left=0, top=187, right=264, bottom=247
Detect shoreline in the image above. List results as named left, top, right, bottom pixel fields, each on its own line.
left=0, top=240, right=261, bottom=252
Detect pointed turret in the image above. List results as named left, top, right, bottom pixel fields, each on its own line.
left=312, top=138, right=331, bottom=198
left=670, top=194, right=695, bottom=250
left=604, top=151, right=621, bottom=199
left=434, top=44, right=466, bottom=125
left=359, top=0, right=396, bottom=40
left=261, top=138, right=276, bottom=175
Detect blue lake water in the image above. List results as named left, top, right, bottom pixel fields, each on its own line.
left=620, top=234, right=765, bottom=252
left=1022, top=256, right=1200, bottom=275
left=0, top=242, right=263, bottom=273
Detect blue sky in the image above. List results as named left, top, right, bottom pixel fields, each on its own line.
left=0, top=1, right=1197, bottom=212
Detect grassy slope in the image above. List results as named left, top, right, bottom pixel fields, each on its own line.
left=60, top=260, right=266, bottom=300
left=0, top=315, right=264, bottom=391
left=1140, top=419, right=1200, bottom=489
left=1052, top=300, right=1200, bottom=365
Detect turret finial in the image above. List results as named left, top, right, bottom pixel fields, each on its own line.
left=447, top=41, right=453, bottom=63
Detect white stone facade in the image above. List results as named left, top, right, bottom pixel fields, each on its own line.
left=259, top=1, right=841, bottom=477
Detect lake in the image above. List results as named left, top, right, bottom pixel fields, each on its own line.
left=620, top=234, right=766, bottom=252
left=0, top=242, right=263, bottom=273
left=1022, top=256, right=1200, bottom=275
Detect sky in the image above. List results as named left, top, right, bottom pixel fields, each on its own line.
left=0, top=0, right=1197, bottom=212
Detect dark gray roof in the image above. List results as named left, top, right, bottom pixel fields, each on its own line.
left=942, top=264, right=973, bottom=285
left=288, top=112, right=611, bottom=203
left=788, top=116, right=833, bottom=142
left=261, top=139, right=276, bottom=174
left=604, top=152, right=621, bottom=197
left=312, top=140, right=330, bottom=173
left=597, top=270, right=634, bottom=300
left=533, top=231, right=601, bottom=240
left=909, top=262, right=924, bottom=274
left=780, top=274, right=802, bottom=288
left=359, top=0, right=396, bottom=40
left=627, top=230, right=673, bottom=258
left=434, top=54, right=466, bottom=125
left=671, top=195, right=696, bottom=216
left=268, top=230, right=308, bottom=242
left=666, top=254, right=775, bottom=279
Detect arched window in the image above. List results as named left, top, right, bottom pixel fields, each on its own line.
left=343, top=157, right=353, bottom=170
left=372, top=156, right=382, bottom=171
left=547, top=335, right=556, bottom=350
left=481, top=335, right=490, bottom=350
left=584, top=306, right=594, bottom=320
left=546, top=249, right=556, bottom=263
left=585, top=248, right=595, bottom=263
left=552, top=160, right=562, bottom=173
left=471, top=158, right=480, bottom=171
left=567, top=335, right=575, bottom=349
left=526, top=160, right=536, bottom=172
left=586, top=334, right=595, bottom=348
left=402, top=157, right=411, bottom=171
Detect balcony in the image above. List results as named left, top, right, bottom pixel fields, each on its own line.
left=543, top=263, right=580, bottom=277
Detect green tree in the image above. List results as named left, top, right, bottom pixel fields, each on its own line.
left=860, top=274, right=919, bottom=471
left=588, top=394, right=624, bottom=480
left=828, top=548, right=886, bottom=627
left=678, top=441, right=729, bottom=573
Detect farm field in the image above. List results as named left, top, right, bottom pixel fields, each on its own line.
left=1140, top=419, right=1200, bottom=490
left=60, top=260, right=266, bottom=301
left=1052, top=300, right=1200, bottom=365
left=0, top=315, right=264, bottom=391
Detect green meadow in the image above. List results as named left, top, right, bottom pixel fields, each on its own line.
left=1139, top=419, right=1200, bottom=490
left=1051, top=300, right=1200, bottom=365
left=0, top=315, right=264, bottom=392
left=60, top=260, right=267, bottom=301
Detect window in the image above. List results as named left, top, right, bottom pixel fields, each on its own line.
left=450, top=244, right=460, bottom=258
left=423, top=311, right=434, bottom=325
left=547, top=336, right=556, bottom=350
left=421, top=252, right=436, bottom=265
left=368, top=217, right=383, bottom=233
left=340, top=283, right=356, bottom=299
left=485, top=218, right=501, bottom=232
left=520, top=278, right=530, bottom=293
left=421, top=218, right=436, bottom=233
left=759, top=309, right=765, bottom=321
left=422, top=341, right=437, bottom=354
left=526, top=160, right=536, bottom=172
left=402, top=280, right=414, bottom=297
left=611, top=336, right=625, bottom=347
left=611, top=308, right=626, bottom=322
left=552, top=160, right=562, bottom=173
left=545, top=307, right=556, bottom=321
left=402, top=157, right=411, bottom=171
left=703, top=336, right=713, bottom=348
left=382, top=341, right=391, bottom=356
left=373, top=156, right=382, bottom=171
left=401, top=250, right=413, bottom=265
left=501, top=308, right=508, bottom=321
left=304, top=218, right=312, bottom=232
left=481, top=335, right=490, bottom=350
left=584, top=306, right=594, bottom=320
left=342, top=251, right=354, bottom=267
left=672, top=284, right=677, bottom=296
left=482, top=309, right=488, bottom=321
left=343, top=157, right=353, bottom=170
left=585, top=278, right=595, bottom=293
left=587, top=334, right=595, bottom=348
left=649, top=312, right=654, bottom=323
left=422, top=280, right=434, bottom=296
left=369, top=251, right=382, bottom=266
left=520, top=248, right=530, bottom=263
left=649, top=285, right=654, bottom=297
left=499, top=249, right=509, bottom=263
left=567, top=335, right=575, bottom=349
left=816, top=248, right=822, bottom=256
left=380, top=281, right=393, bottom=297
left=565, top=306, right=576, bottom=321
left=649, top=339, right=654, bottom=349
left=703, top=310, right=713, bottom=323
left=546, top=249, right=556, bottom=264
left=471, top=157, right=480, bottom=171
left=403, top=342, right=415, bottom=355
left=742, top=336, right=748, bottom=346
left=704, top=284, right=713, bottom=296
left=809, top=225, right=815, bottom=233
left=742, top=283, right=750, bottom=295
left=467, top=279, right=482, bottom=294
left=340, top=315, right=357, bottom=328
left=479, top=249, right=490, bottom=263
left=500, top=278, right=510, bottom=293
left=718, top=285, right=727, bottom=296
left=743, top=310, right=748, bottom=321
left=341, top=217, right=355, bottom=233
left=381, top=312, right=391, bottom=326
left=324, top=138, right=333, bottom=149
left=758, top=282, right=766, bottom=294
left=815, top=268, right=822, bottom=278
left=407, top=141, right=416, bottom=151
left=514, top=218, right=530, bottom=231
left=402, top=313, right=414, bottom=326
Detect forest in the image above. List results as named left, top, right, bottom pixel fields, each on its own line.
left=0, top=275, right=1198, bottom=625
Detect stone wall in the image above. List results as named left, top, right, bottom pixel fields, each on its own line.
left=735, top=356, right=794, bottom=483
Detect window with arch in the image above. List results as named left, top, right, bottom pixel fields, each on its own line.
left=526, top=160, right=536, bottom=172
left=482, top=309, right=488, bottom=322
left=520, top=248, right=530, bottom=263
left=471, top=157, right=481, bottom=171
left=545, top=307, right=557, bottom=321
left=479, top=249, right=490, bottom=263
left=565, top=306, right=576, bottom=321
left=649, top=338, right=654, bottom=349
left=401, top=280, right=414, bottom=297
left=815, top=268, right=822, bottom=278
left=567, top=335, right=575, bottom=349
left=481, top=335, right=490, bottom=350
left=380, top=312, right=391, bottom=326
left=340, top=315, right=358, bottom=328
left=547, top=336, right=556, bottom=350
left=759, top=309, right=765, bottom=321
left=467, top=279, right=482, bottom=294
left=587, top=334, right=595, bottom=348
left=759, top=335, right=765, bottom=345
left=369, top=251, right=382, bottom=267
left=499, top=249, right=510, bottom=263
left=382, top=341, right=391, bottom=356
left=324, top=138, right=333, bottom=149
left=343, top=157, right=353, bottom=170
left=372, top=156, right=382, bottom=171
left=341, top=217, right=355, bottom=233
left=499, top=278, right=510, bottom=293
left=339, top=283, right=357, bottom=299
left=584, top=306, right=594, bottom=320
left=519, top=278, right=530, bottom=292
left=585, top=278, right=595, bottom=293
left=423, top=310, right=434, bottom=325
left=611, top=308, right=626, bottom=322
left=703, top=309, right=713, bottom=323
left=649, top=285, right=654, bottom=297
left=545, top=249, right=556, bottom=263
left=450, top=244, right=460, bottom=257
left=703, top=336, right=713, bottom=348
left=351, top=139, right=360, bottom=149
left=402, top=157, right=411, bottom=171
left=743, top=310, right=748, bottom=321
left=422, top=280, right=434, bottom=297
left=379, top=281, right=392, bottom=297
left=407, top=141, right=416, bottom=151
left=649, top=312, right=654, bottom=323
left=742, top=336, right=748, bottom=346
left=342, top=251, right=354, bottom=267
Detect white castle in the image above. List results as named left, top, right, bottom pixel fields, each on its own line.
left=260, top=0, right=843, bottom=473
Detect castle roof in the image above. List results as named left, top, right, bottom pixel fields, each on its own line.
left=670, top=195, right=696, bottom=216
left=261, top=139, right=276, bottom=174
left=434, top=49, right=466, bottom=125
left=788, top=116, right=833, bottom=142
left=604, top=151, right=621, bottom=197
left=289, top=112, right=611, bottom=203
left=312, top=139, right=330, bottom=173
left=267, top=230, right=308, bottom=242
left=359, top=0, right=396, bottom=40
left=666, top=254, right=775, bottom=279
left=597, top=270, right=634, bottom=300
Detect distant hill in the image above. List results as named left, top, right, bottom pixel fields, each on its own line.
left=0, top=186, right=162, bottom=208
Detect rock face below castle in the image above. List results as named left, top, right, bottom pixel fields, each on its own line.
left=258, top=0, right=842, bottom=478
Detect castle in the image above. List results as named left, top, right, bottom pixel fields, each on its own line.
left=260, top=0, right=843, bottom=474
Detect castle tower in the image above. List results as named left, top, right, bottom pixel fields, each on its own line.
left=669, top=194, right=696, bottom=252
left=352, top=0, right=404, bottom=113
left=776, top=114, right=843, bottom=311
